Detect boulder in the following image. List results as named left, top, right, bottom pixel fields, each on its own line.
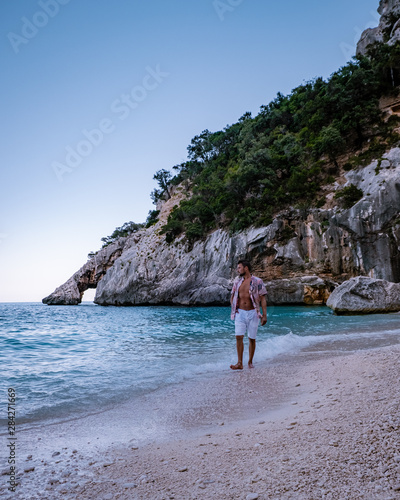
left=266, top=277, right=335, bottom=305
left=326, top=276, right=400, bottom=314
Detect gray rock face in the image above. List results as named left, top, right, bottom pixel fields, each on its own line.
left=43, top=148, right=400, bottom=307
left=326, top=276, right=400, bottom=314
left=42, top=238, right=127, bottom=305
left=93, top=224, right=336, bottom=306
left=357, top=0, right=400, bottom=56
left=266, top=276, right=335, bottom=305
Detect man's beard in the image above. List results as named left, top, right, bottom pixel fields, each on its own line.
left=239, top=271, right=245, bottom=276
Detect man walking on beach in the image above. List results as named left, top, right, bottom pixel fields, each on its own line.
left=230, top=260, right=267, bottom=370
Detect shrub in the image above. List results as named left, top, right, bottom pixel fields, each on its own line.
left=334, top=184, right=364, bottom=208
left=146, top=210, right=160, bottom=228
left=101, top=221, right=144, bottom=247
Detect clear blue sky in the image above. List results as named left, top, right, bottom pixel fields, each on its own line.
left=1, top=0, right=380, bottom=302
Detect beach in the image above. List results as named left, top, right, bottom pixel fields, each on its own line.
left=5, top=341, right=400, bottom=500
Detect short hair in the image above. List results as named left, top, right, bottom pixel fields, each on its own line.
left=238, top=259, right=252, bottom=272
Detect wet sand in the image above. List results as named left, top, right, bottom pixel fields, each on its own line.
left=2, top=341, right=400, bottom=499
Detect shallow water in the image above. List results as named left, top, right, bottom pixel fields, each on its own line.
left=1, top=302, right=399, bottom=426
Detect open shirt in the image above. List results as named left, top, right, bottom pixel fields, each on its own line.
left=230, top=275, right=267, bottom=320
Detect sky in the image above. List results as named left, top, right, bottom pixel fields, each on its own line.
left=1, top=0, right=380, bottom=302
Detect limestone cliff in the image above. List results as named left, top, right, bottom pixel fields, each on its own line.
left=43, top=148, right=400, bottom=306
left=43, top=1, right=400, bottom=307
left=42, top=238, right=126, bottom=305
left=357, top=0, right=400, bottom=56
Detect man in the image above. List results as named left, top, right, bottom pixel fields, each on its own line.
left=230, top=260, right=267, bottom=370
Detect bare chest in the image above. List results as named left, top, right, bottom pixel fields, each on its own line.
left=238, top=280, right=251, bottom=299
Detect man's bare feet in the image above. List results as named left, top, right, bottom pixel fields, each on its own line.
left=230, top=362, right=243, bottom=370
left=248, top=361, right=254, bottom=369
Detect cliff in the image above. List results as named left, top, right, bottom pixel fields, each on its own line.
left=42, top=238, right=126, bottom=305
left=43, top=148, right=400, bottom=306
left=43, top=0, right=400, bottom=307
left=357, top=0, right=400, bottom=56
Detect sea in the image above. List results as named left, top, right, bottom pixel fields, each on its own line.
left=1, top=302, right=400, bottom=429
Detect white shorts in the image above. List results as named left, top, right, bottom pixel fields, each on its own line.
left=235, top=309, right=259, bottom=339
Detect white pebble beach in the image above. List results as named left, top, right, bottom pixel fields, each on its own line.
left=4, top=343, right=400, bottom=499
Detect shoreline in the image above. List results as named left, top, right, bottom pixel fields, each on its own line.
left=4, top=341, right=400, bottom=499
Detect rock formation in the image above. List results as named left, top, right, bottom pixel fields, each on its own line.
left=42, top=238, right=126, bottom=305
left=357, top=0, right=400, bottom=56
left=43, top=1, right=400, bottom=308
left=327, top=276, right=400, bottom=314
left=43, top=148, right=400, bottom=306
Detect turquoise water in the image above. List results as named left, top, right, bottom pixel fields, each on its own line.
left=1, top=302, right=400, bottom=426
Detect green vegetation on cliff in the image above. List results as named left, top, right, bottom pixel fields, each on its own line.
left=100, top=42, right=400, bottom=247
left=101, top=221, right=144, bottom=247
left=156, top=42, right=400, bottom=243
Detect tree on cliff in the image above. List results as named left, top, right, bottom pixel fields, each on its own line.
left=151, top=169, right=173, bottom=203
left=160, top=41, right=400, bottom=244
left=101, top=221, right=143, bottom=247
left=316, top=125, right=345, bottom=170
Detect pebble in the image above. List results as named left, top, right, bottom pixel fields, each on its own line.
left=52, top=451, right=61, bottom=457
left=123, top=482, right=137, bottom=488
left=102, top=462, right=114, bottom=467
left=24, top=467, right=35, bottom=473
left=258, top=421, right=265, bottom=424
left=43, top=348, right=400, bottom=500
